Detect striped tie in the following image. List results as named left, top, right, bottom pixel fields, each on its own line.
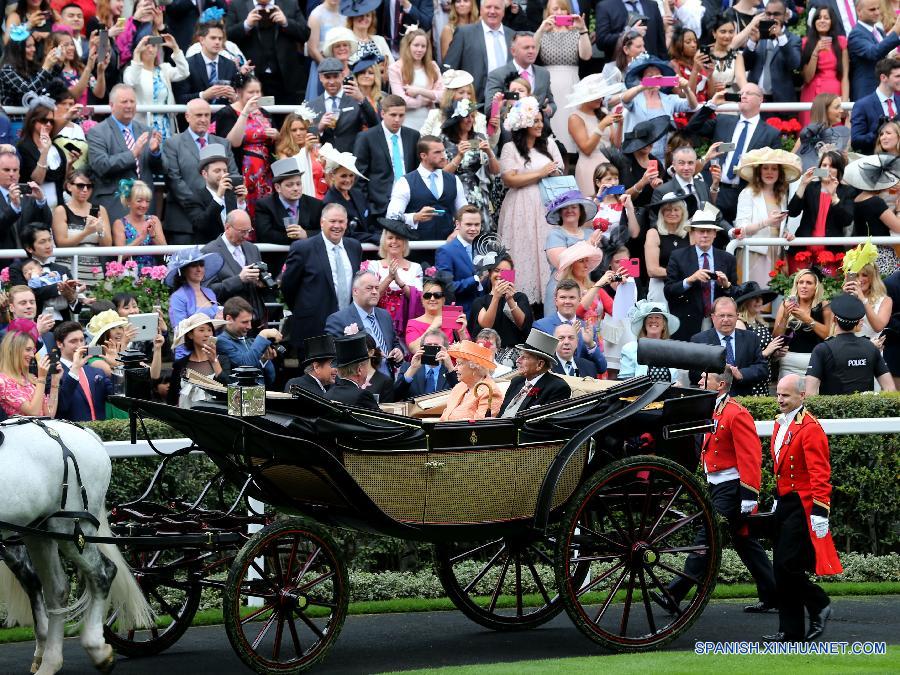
left=367, top=313, right=387, bottom=353
left=122, top=126, right=140, bottom=179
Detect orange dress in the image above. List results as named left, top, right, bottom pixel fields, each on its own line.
left=439, top=378, right=502, bottom=421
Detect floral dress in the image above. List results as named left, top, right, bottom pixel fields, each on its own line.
left=122, top=216, right=155, bottom=268
left=361, top=259, right=424, bottom=336
left=440, top=132, right=497, bottom=231
left=241, top=111, right=274, bottom=222
left=0, top=374, right=47, bottom=417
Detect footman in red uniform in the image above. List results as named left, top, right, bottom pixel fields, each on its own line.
left=764, top=374, right=843, bottom=642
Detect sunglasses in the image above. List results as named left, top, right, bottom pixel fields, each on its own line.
left=422, top=292, right=445, bottom=300
left=37, top=118, right=53, bottom=125
left=71, top=182, right=93, bottom=190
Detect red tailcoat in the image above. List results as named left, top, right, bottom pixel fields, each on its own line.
left=771, top=408, right=843, bottom=576
left=702, top=396, right=762, bottom=502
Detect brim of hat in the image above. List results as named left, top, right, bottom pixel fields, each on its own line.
left=737, top=160, right=802, bottom=183
left=165, top=252, right=224, bottom=288
left=546, top=197, right=599, bottom=225
left=843, top=160, right=900, bottom=191
left=447, top=349, right=496, bottom=372
left=649, top=193, right=688, bottom=208
left=621, top=119, right=671, bottom=154
left=555, top=252, right=603, bottom=280
left=377, top=217, right=419, bottom=240
left=624, top=60, right=676, bottom=88
left=324, top=154, right=367, bottom=180
left=323, top=38, right=358, bottom=57
left=333, top=355, right=369, bottom=368
left=630, top=310, right=680, bottom=337
left=89, top=318, right=131, bottom=345
left=564, top=82, right=626, bottom=109
left=515, top=344, right=556, bottom=363
left=444, top=74, right=475, bottom=89
left=735, top=289, right=778, bottom=305
left=198, top=155, right=229, bottom=170
left=172, top=318, right=227, bottom=348
left=341, top=0, right=382, bottom=17
left=273, top=169, right=304, bottom=183
left=688, top=221, right=722, bottom=231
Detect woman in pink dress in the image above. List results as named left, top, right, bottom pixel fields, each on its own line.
left=799, top=6, right=849, bottom=127
left=361, top=218, right=424, bottom=336
left=0, top=319, right=61, bottom=417
left=498, top=96, right=564, bottom=305
left=404, top=276, right=469, bottom=352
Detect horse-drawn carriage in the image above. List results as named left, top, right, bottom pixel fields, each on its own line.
left=0, top=340, right=726, bottom=674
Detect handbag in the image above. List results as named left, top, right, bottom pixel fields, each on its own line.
left=538, top=175, right=578, bottom=206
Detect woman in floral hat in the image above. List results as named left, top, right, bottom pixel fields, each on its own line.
left=498, top=96, right=564, bottom=304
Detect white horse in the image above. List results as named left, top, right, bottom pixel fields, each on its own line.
left=0, top=418, right=153, bottom=674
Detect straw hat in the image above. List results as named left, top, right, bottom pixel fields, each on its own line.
left=442, top=69, right=474, bottom=89
left=555, top=240, right=604, bottom=281
left=86, top=310, right=129, bottom=346
left=843, top=153, right=900, bottom=191
left=322, top=27, right=359, bottom=57
left=319, top=142, right=367, bottom=180
left=545, top=189, right=599, bottom=225
left=688, top=202, right=723, bottom=230
left=448, top=339, right=496, bottom=372
left=565, top=73, right=625, bottom=109
left=736, top=148, right=803, bottom=183
left=628, top=299, right=680, bottom=337
left=164, top=246, right=224, bottom=287
left=173, top=313, right=226, bottom=348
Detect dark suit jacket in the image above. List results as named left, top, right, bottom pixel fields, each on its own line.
left=225, top=0, right=311, bottom=100
left=326, top=377, right=380, bottom=410
left=689, top=328, right=767, bottom=397
left=595, top=0, right=667, bottom=60
left=394, top=362, right=458, bottom=400
left=443, top=22, right=514, bottom=102
left=498, top=371, right=571, bottom=416
left=663, top=245, right=737, bottom=341
left=324, top=304, right=402, bottom=354
left=353, top=124, right=420, bottom=218
left=200, top=235, right=269, bottom=322
left=850, top=91, right=888, bottom=154
left=57, top=363, right=114, bottom=422
left=0, top=196, right=52, bottom=250
left=684, top=104, right=782, bottom=153
left=174, top=52, right=238, bottom=105
left=884, top=271, right=900, bottom=374
left=381, top=0, right=434, bottom=46
left=285, top=372, right=330, bottom=395
left=787, top=183, right=855, bottom=238
left=551, top=355, right=599, bottom=379
left=848, top=23, right=900, bottom=101
left=183, top=187, right=239, bottom=245
left=322, top=186, right=379, bottom=243
left=741, top=33, right=801, bottom=102
left=255, top=194, right=323, bottom=244
left=280, top=234, right=363, bottom=349
left=434, top=238, right=481, bottom=313
left=485, top=61, right=556, bottom=117
left=8, top=259, right=82, bottom=319
left=307, top=93, right=379, bottom=153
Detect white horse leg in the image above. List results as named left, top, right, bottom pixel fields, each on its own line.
left=0, top=546, right=48, bottom=672
left=58, top=540, right=116, bottom=672
left=23, top=538, right=67, bottom=675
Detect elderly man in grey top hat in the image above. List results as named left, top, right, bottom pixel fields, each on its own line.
left=306, top=56, right=379, bottom=153
left=499, top=328, right=572, bottom=417
left=183, top=144, right=249, bottom=244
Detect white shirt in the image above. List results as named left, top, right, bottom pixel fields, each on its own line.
left=326, top=238, right=352, bottom=299
left=382, top=122, right=404, bottom=165
left=60, top=357, right=80, bottom=382
left=324, top=92, right=344, bottom=114
left=722, top=115, right=760, bottom=184
left=774, top=405, right=802, bottom=463
left=556, top=354, right=578, bottom=375
left=385, top=165, right=467, bottom=228
left=675, top=175, right=696, bottom=194
left=716, top=329, right=736, bottom=352
left=482, top=21, right=508, bottom=74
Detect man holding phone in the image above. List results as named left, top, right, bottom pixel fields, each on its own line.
left=186, top=145, right=249, bottom=243
left=742, top=1, right=801, bottom=102
left=52, top=321, right=114, bottom=422
left=307, top=58, right=379, bottom=153
left=174, top=21, right=238, bottom=105
left=435, top=206, right=484, bottom=313
left=0, top=150, right=52, bottom=250
left=394, top=329, right=458, bottom=399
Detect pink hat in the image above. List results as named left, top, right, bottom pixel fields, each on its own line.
left=555, top=241, right=604, bottom=281
left=7, top=318, right=40, bottom=343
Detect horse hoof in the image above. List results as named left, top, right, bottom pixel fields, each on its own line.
left=95, top=651, right=115, bottom=674
left=30, top=657, right=41, bottom=673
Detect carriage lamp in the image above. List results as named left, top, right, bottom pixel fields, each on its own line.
left=119, top=348, right=152, bottom=400
left=228, top=366, right=266, bottom=417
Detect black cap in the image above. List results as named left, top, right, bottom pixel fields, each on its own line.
left=333, top=333, right=370, bottom=368
left=829, top=293, right=866, bottom=322
left=303, top=335, right=336, bottom=366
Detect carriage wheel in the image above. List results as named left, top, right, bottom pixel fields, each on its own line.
left=223, top=518, right=348, bottom=674
left=103, top=547, right=202, bottom=657
left=555, top=455, right=720, bottom=652
left=435, top=534, right=588, bottom=631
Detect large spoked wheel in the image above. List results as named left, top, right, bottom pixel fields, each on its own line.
left=435, top=534, right=587, bottom=631
left=103, top=547, right=202, bottom=657
left=223, top=518, right=348, bottom=674
left=555, top=456, right=720, bottom=652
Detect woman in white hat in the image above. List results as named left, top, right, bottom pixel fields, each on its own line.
left=421, top=69, right=499, bottom=146
left=732, top=148, right=802, bottom=285
left=320, top=142, right=372, bottom=243
left=306, top=21, right=356, bottom=100
left=534, top=0, right=593, bottom=154
left=168, top=313, right=229, bottom=408
left=645, top=192, right=690, bottom=302
left=618, top=300, right=681, bottom=382
left=846, top=154, right=900, bottom=275
left=388, top=27, right=444, bottom=131
left=566, top=74, right=625, bottom=196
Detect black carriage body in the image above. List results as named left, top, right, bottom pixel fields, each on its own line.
left=111, top=377, right=715, bottom=544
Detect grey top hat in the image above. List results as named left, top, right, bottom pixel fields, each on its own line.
left=318, top=57, right=345, bottom=74
left=271, top=156, right=304, bottom=182
left=198, top=144, right=228, bottom=170
left=333, top=333, right=370, bottom=368
left=515, top=328, right=559, bottom=365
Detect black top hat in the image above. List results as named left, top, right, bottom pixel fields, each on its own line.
left=303, top=334, right=336, bottom=366
left=333, top=333, right=370, bottom=368
left=829, top=293, right=866, bottom=322
left=377, top=216, right=419, bottom=240
left=621, top=116, right=674, bottom=154
left=733, top=281, right=778, bottom=306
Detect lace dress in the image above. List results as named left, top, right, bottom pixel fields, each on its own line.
left=708, top=50, right=739, bottom=94
left=361, top=258, right=424, bottom=336
left=64, top=205, right=104, bottom=287
left=440, top=132, right=497, bottom=230
left=744, top=319, right=773, bottom=396
left=0, top=374, right=47, bottom=417
left=540, top=30, right=581, bottom=153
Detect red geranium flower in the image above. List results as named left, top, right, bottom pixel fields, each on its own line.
left=775, top=259, right=787, bottom=270
left=528, top=387, right=542, bottom=397
left=795, top=251, right=812, bottom=263
left=816, top=251, right=835, bottom=264
left=769, top=270, right=778, bottom=277
left=835, top=252, right=845, bottom=261
left=766, top=118, right=784, bottom=131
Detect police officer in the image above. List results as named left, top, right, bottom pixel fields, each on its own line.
left=805, top=294, right=895, bottom=396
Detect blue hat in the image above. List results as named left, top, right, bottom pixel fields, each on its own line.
left=340, top=0, right=382, bottom=17
left=624, top=55, right=676, bottom=89
left=165, top=247, right=224, bottom=287
left=352, top=55, right=382, bottom=74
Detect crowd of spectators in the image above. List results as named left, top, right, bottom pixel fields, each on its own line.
left=0, top=0, right=897, bottom=423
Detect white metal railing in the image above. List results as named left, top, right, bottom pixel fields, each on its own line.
left=725, top=236, right=900, bottom=282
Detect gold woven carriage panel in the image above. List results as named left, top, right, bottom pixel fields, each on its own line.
left=343, top=452, right=428, bottom=522
left=422, top=442, right=588, bottom=524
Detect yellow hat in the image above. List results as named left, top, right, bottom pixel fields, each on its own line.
left=86, top=310, right=129, bottom=346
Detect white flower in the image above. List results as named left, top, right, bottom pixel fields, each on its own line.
left=503, top=96, right=541, bottom=132
left=294, top=102, right=317, bottom=123
left=344, top=323, right=360, bottom=335
left=451, top=98, right=473, bottom=120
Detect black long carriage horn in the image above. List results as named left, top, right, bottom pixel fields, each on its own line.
left=636, top=338, right=725, bottom=374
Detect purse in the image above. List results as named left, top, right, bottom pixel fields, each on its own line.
left=538, top=175, right=578, bottom=206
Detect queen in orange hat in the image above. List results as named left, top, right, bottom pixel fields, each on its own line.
left=439, top=340, right=502, bottom=421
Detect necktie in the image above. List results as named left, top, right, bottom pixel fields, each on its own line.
left=519, top=69, right=531, bottom=84
left=501, top=382, right=530, bottom=418
left=425, top=367, right=438, bottom=394
left=391, top=134, right=405, bottom=180
left=333, top=245, right=349, bottom=308
left=122, top=126, right=141, bottom=179
left=367, top=313, right=386, bottom=352
left=843, top=0, right=856, bottom=28
left=232, top=244, right=245, bottom=267
left=701, top=252, right=712, bottom=316
left=428, top=172, right=440, bottom=198
left=492, top=30, right=507, bottom=70
left=287, top=204, right=297, bottom=220
left=78, top=369, right=97, bottom=421
left=873, top=27, right=883, bottom=43
left=565, top=361, right=575, bottom=376
left=208, top=59, right=218, bottom=84
left=724, top=334, right=735, bottom=365
left=686, top=183, right=693, bottom=194
left=197, top=135, right=207, bottom=149
left=329, top=96, right=338, bottom=113
left=726, top=120, right=749, bottom=182
left=888, top=98, right=896, bottom=118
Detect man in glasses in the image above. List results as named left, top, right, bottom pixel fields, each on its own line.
left=742, top=0, right=801, bottom=103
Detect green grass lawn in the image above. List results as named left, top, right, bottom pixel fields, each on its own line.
left=384, top=648, right=899, bottom=674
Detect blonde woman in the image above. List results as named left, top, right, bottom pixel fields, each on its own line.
left=874, top=120, right=900, bottom=155
left=843, top=263, right=892, bottom=338
left=122, top=33, right=188, bottom=141
left=275, top=107, right=326, bottom=199
left=111, top=179, right=166, bottom=267
left=773, top=269, right=833, bottom=377
left=439, top=0, right=479, bottom=61
left=352, top=55, right=384, bottom=112
left=346, top=6, right=392, bottom=67
left=388, top=28, right=444, bottom=130
left=645, top=192, right=690, bottom=302
left=0, top=320, right=60, bottom=417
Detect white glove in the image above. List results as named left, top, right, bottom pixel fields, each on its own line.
left=771, top=500, right=778, bottom=513
left=810, top=515, right=829, bottom=539
left=740, top=499, right=758, bottom=514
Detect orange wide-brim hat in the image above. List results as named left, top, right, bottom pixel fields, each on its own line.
left=448, top=339, right=496, bottom=372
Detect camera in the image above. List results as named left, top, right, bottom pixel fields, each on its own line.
left=250, top=261, right=277, bottom=289
left=270, top=340, right=287, bottom=357
left=611, top=273, right=624, bottom=283
left=17, top=183, right=33, bottom=196
left=503, top=91, right=520, bottom=101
